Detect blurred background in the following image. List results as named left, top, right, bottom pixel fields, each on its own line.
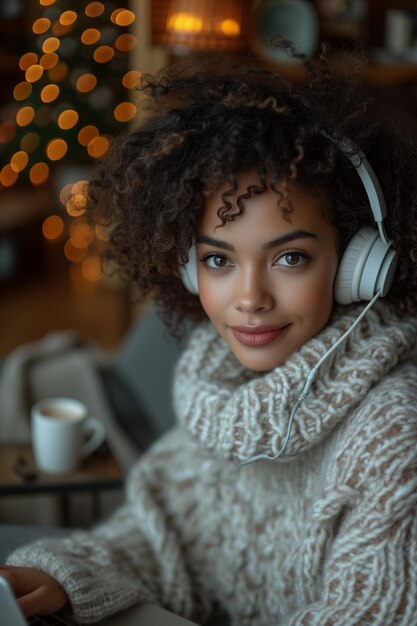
left=1, top=0, right=417, bottom=358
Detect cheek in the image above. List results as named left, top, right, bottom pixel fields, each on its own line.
left=198, top=278, right=225, bottom=321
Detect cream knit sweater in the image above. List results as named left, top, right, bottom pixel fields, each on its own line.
left=8, top=299, right=417, bottom=626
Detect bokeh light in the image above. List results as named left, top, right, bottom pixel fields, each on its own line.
left=76, top=73, right=97, bottom=93
left=14, top=82, right=33, bottom=101
left=70, top=218, right=94, bottom=247
left=64, top=239, right=87, bottom=262
left=57, top=109, right=79, bottom=129
left=122, top=70, right=141, bottom=89
left=25, top=65, right=44, bottom=83
left=16, top=106, right=35, bottom=126
left=220, top=19, right=241, bottom=36
left=41, top=83, right=60, bottom=102
left=85, top=2, right=105, bottom=18
left=114, top=9, right=135, bottom=26
left=60, top=10, right=77, bottom=25
left=40, top=0, right=57, bottom=5
left=95, top=224, right=110, bottom=241
left=42, top=214, right=64, bottom=240
left=29, top=162, right=50, bottom=185
left=10, top=151, right=29, bottom=172
left=93, top=45, right=114, bottom=63
left=46, top=138, right=68, bottom=160
left=81, top=255, right=103, bottom=281
left=40, top=52, right=59, bottom=69
left=0, top=164, right=19, bottom=187
left=19, top=52, right=38, bottom=70
left=87, top=135, right=109, bottom=158
left=115, top=34, right=137, bottom=52
left=114, top=102, right=137, bottom=122
left=33, top=18, right=51, bottom=34
left=78, top=125, right=99, bottom=146
left=167, top=13, right=203, bottom=33
left=42, top=37, right=60, bottom=53
left=81, top=28, right=100, bottom=44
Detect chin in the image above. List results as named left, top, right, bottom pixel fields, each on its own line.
left=230, top=346, right=289, bottom=372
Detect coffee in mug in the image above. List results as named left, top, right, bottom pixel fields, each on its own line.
left=31, top=397, right=106, bottom=475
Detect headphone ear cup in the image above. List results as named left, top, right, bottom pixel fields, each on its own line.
left=334, top=227, right=398, bottom=305
left=179, top=245, right=199, bottom=295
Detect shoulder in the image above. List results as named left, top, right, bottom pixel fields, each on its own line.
left=334, top=359, right=417, bottom=490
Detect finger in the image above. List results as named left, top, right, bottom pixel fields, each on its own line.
left=18, top=585, right=65, bottom=618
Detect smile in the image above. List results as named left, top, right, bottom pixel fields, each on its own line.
left=231, top=325, right=292, bottom=347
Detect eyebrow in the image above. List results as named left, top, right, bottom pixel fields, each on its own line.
left=198, top=230, right=318, bottom=251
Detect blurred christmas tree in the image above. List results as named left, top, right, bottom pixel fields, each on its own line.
left=0, top=0, right=140, bottom=190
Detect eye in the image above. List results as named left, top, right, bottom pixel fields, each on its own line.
left=200, top=253, right=233, bottom=270
left=275, top=250, right=310, bottom=268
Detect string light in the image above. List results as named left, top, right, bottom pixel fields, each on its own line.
left=42, top=214, right=64, bottom=240
left=1, top=0, right=137, bottom=274
left=85, top=3, right=105, bottom=18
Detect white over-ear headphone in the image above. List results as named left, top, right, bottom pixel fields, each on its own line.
left=179, top=136, right=399, bottom=304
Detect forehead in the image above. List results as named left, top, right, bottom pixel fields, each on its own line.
left=200, top=170, right=331, bottom=235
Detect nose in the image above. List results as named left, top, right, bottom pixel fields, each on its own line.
left=234, top=267, right=274, bottom=314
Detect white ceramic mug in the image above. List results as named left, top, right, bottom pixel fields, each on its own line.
left=31, top=397, right=106, bottom=475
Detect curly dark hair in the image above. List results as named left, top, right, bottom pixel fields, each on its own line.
left=86, top=42, right=417, bottom=333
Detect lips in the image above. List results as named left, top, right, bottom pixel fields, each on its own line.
left=231, top=324, right=291, bottom=347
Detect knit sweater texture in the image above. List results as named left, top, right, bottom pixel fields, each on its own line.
left=7, top=299, right=417, bottom=626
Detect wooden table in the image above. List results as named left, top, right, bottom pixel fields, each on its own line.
left=0, top=443, right=124, bottom=525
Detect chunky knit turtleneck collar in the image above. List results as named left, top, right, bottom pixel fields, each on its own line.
left=173, top=299, right=417, bottom=464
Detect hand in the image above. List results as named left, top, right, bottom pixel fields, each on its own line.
left=0, top=565, right=69, bottom=617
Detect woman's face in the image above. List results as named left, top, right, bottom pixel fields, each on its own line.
left=197, top=170, right=340, bottom=371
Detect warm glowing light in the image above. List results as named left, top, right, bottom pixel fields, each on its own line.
left=114, top=9, right=135, bottom=26
left=122, top=70, right=141, bottom=89
left=220, top=19, right=241, bottom=37
left=66, top=181, right=89, bottom=216
left=70, top=219, right=94, bottom=247
left=10, top=151, right=29, bottom=172
left=41, top=83, right=60, bottom=103
left=40, top=0, right=56, bottom=5
left=64, top=239, right=87, bottom=262
left=16, top=106, right=35, bottom=127
left=167, top=13, right=203, bottom=33
left=81, top=28, right=100, bottom=44
left=25, top=65, right=44, bottom=83
left=19, top=52, right=38, bottom=70
left=69, top=197, right=88, bottom=219
left=33, top=18, right=51, bottom=34
left=0, top=164, right=19, bottom=187
left=60, top=10, right=77, bottom=25
left=42, top=37, right=60, bottom=53
left=110, top=8, right=124, bottom=23
left=42, top=214, right=64, bottom=240
left=0, top=121, right=16, bottom=144
left=76, top=73, right=97, bottom=93
left=52, top=20, right=72, bottom=36
left=20, top=132, right=39, bottom=153
left=29, top=162, right=49, bottom=185
left=93, top=46, right=114, bottom=63
left=58, top=109, right=79, bottom=130
left=114, top=102, right=137, bottom=122
left=40, top=52, right=59, bottom=69
left=47, top=62, right=68, bottom=82
left=87, top=136, right=109, bottom=158
left=85, top=2, right=105, bottom=18
left=115, top=34, right=137, bottom=52
left=78, top=125, right=99, bottom=146
left=81, top=255, right=102, bottom=281
left=72, top=180, right=89, bottom=195
left=46, top=138, right=68, bottom=160
left=14, top=82, right=32, bottom=101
